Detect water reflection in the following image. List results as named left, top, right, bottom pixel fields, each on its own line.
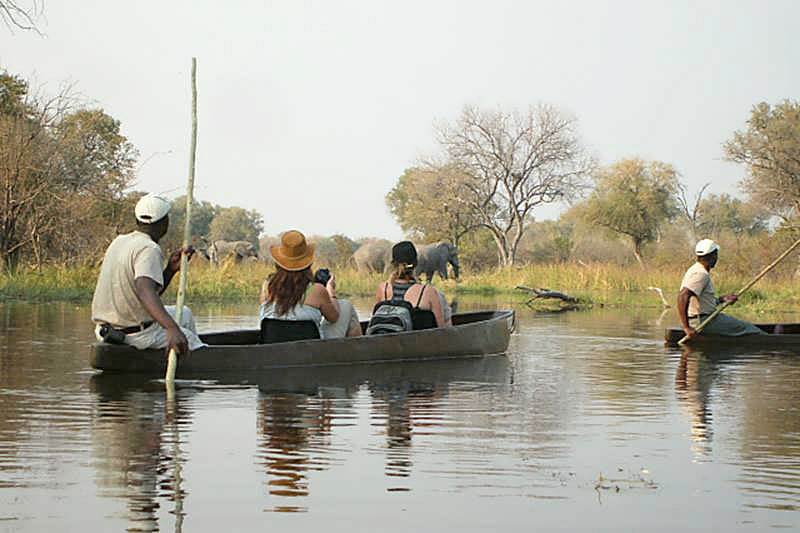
left=674, top=345, right=800, bottom=513
left=253, top=356, right=510, bottom=511
left=3, top=301, right=800, bottom=530
left=90, top=376, right=190, bottom=532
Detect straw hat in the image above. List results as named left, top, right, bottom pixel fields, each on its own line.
left=270, top=230, right=315, bottom=271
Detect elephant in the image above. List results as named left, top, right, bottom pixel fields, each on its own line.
left=352, top=239, right=392, bottom=273
left=208, top=240, right=258, bottom=265
left=415, top=242, right=460, bottom=282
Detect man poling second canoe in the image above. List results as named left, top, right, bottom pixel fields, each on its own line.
left=677, top=238, right=765, bottom=342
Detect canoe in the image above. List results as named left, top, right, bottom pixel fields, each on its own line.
left=90, top=355, right=512, bottom=396
left=90, top=310, right=515, bottom=375
left=664, top=323, right=800, bottom=347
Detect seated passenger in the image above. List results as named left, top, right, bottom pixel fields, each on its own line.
left=372, top=241, right=450, bottom=330
left=259, top=230, right=361, bottom=339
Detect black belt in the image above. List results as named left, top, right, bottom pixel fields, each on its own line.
left=687, top=314, right=710, bottom=320
left=105, top=321, right=154, bottom=334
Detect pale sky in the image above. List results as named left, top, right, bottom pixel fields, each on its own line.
left=2, top=1, right=798, bottom=240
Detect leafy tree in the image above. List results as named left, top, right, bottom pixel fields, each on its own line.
left=386, top=165, right=479, bottom=246
left=0, top=70, right=137, bottom=270
left=581, top=158, right=679, bottom=266
left=437, top=105, right=593, bottom=266
left=164, top=196, right=219, bottom=251
left=208, top=206, right=263, bottom=247
left=725, top=100, right=800, bottom=221
left=311, top=234, right=358, bottom=268
left=695, top=193, right=768, bottom=237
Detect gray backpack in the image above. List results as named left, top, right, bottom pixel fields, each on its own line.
left=366, top=299, right=414, bottom=335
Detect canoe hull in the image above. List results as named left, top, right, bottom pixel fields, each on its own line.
left=664, top=323, right=800, bottom=348
left=90, top=310, right=514, bottom=375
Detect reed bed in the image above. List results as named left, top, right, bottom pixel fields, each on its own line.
left=2, top=260, right=799, bottom=313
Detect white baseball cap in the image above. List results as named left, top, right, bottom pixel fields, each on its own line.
left=134, top=194, right=171, bottom=223
left=695, top=238, right=720, bottom=256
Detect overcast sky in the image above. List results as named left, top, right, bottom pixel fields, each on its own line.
left=1, top=1, right=797, bottom=240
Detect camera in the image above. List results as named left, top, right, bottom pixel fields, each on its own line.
left=314, top=268, right=332, bottom=286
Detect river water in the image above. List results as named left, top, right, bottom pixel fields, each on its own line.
left=1, top=298, right=800, bottom=531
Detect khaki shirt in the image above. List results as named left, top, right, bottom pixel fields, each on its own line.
left=680, top=261, right=717, bottom=316
left=91, top=231, right=164, bottom=327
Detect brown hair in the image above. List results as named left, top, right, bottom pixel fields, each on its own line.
left=265, top=266, right=313, bottom=316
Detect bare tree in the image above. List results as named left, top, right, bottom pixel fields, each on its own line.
left=437, top=105, right=594, bottom=266
left=0, top=1, right=43, bottom=33
left=677, top=182, right=710, bottom=240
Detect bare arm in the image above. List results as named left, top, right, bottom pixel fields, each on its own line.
left=375, top=281, right=389, bottom=303
left=161, top=247, right=195, bottom=295
left=425, top=286, right=447, bottom=327
left=677, top=287, right=696, bottom=338
left=134, top=277, right=188, bottom=354
left=306, top=280, right=340, bottom=323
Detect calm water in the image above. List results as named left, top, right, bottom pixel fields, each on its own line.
left=2, top=299, right=800, bottom=531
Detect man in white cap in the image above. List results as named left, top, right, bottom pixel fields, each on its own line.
left=91, top=194, right=204, bottom=354
left=677, top=238, right=764, bottom=339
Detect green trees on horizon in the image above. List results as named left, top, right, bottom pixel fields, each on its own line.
left=386, top=100, right=800, bottom=269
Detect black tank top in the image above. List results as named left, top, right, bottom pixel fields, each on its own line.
left=384, top=282, right=437, bottom=330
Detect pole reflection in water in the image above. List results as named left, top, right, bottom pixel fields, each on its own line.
left=90, top=376, right=190, bottom=532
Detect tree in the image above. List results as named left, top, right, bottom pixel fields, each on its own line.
left=208, top=206, right=263, bottom=247
left=725, top=100, right=800, bottom=221
left=437, top=105, right=593, bottom=266
left=386, top=165, right=480, bottom=246
left=581, top=158, right=679, bottom=266
left=0, top=71, right=138, bottom=270
left=164, top=196, right=219, bottom=251
left=0, top=1, right=42, bottom=32
left=695, top=193, right=767, bottom=237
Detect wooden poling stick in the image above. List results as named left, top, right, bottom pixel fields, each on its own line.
left=678, top=236, right=800, bottom=345
left=166, top=57, right=198, bottom=383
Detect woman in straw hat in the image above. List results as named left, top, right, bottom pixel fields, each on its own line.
left=259, top=230, right=361, bottom=338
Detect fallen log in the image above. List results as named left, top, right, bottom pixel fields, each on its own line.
left=515, top=285, right=580, bottom=304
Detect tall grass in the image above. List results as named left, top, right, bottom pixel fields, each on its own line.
left=2, top=260, right=798, bottom=313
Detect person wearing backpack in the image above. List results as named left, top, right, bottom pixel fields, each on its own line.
left=367, top=241, right=450, bottom=335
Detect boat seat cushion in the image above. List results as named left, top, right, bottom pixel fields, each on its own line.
left=259, top=318, right=320, bottom=344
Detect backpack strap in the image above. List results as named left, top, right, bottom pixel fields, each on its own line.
left=415, top=283, right=426, bottom=308
left=383, top=282, right=389, bottom=301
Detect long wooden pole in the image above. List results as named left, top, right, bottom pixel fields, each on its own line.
left=165, top=58, right=198, bottom=383
left=678, top=236, right=800, bottom=345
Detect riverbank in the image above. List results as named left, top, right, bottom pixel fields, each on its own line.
left=1, top=261, right=797, bottom=315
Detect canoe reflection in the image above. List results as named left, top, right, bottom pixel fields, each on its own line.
left=90, top=355, right=510, bottom=516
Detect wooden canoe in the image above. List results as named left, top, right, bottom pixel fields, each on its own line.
left=89, top=355, right=512, bottom=396
left=90, top=310, right=515, bottom=375
left=664, top=323, right=800, bottom=347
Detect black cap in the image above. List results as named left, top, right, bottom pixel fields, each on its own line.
left=392, top=241, right=417, bottom=266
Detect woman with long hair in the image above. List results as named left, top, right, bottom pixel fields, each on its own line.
left=374, top=241, right=449, bottom=328
left=260, top=230, right=361, bottom=338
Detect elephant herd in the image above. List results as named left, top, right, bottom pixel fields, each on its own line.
left=199, top=237, right=460, bottom=282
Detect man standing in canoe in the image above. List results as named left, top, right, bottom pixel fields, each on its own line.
left=678, top=238, right=764, bottom=340
left=91, top=194, right=204, bottom=354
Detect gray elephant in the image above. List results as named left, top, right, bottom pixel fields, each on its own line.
left=208, top=240, right=258, bottom=265
left=415, top=242, right=460, bottom=282
left=352, top=239, right=392, bottom=273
